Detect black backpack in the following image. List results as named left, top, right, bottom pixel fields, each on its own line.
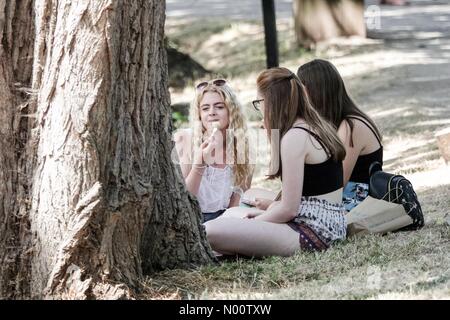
left=369, top=162, right=424, bottom=231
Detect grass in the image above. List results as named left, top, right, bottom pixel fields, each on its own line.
left=152, top=16, right=450, bottom=300
left=141, top=220, right=449, bottom=299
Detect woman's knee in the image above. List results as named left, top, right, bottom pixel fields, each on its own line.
left=204, top=218, right=242, bottom=251
left=221, top=207, right=240, bottom=216
left=204, top=220, right=224, bottom=247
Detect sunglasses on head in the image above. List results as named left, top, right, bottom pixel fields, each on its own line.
left=196, top=79, right=227, bottom=91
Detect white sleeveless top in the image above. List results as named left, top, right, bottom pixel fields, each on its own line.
left=197, top=165, right=234, bottom=213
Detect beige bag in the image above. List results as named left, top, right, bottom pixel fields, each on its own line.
left=346, top=196, right=413, bottom=237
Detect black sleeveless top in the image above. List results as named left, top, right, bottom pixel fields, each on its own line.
left=292, top=127, right=343, bottom=197
left=347, top=116, right=383, bottom=184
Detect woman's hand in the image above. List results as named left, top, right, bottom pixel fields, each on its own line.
left=194, top=136, right=218, bottom=166
left=247, top=198, right=274, bottom=210
left=244, top=210, right=264, bottom=219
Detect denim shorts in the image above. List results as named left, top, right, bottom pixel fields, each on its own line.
left=202, top=209, right=226, bottom=223
left=343, top=181, right=369, bottom=212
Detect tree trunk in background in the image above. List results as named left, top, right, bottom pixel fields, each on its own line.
left=1, top=0, right=213, bottom=299
left=0, top=0, right=35, bottom=299
left=293, top=0, right=366, bottom=48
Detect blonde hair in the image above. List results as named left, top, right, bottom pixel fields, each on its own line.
left=190, top=82, right=253, bottom=188
left=256, top=67, right=346, bottom=179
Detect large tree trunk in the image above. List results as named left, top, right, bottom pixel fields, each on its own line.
left=0, top=0, right=35, bottom=299
left=293, top=0, right=366, bottom=48
left=1, top=0, right=213, bottom=300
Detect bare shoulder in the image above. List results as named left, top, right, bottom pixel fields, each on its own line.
left=283, top=127, right=309, bottom=142
left=338, top=119, right=352, bottom=140
left=346, top=116, right=372, bottom=134
left=344, top=117, right=379, bottom=151
left=341, top=118, right=376, bottom=139
left=338, top=118, right=352, bottom=131
left=281, top=127, right=308, bottom=155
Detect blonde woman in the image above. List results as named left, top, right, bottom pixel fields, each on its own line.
left=175, top=79, right=253, bottom=222
left=205, top=68, right=347, bottom=257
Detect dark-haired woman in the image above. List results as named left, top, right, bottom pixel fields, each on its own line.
left=297, top=59, right=383, bottom=211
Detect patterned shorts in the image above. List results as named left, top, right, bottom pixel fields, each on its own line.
left=343, top=181, right=369, bottom=212
left=288, top=197, right=346, bottom=252
left=286, top=222, right=329, bottom=252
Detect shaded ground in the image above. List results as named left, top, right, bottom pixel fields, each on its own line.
left=148, top=0, right=450, bottom=300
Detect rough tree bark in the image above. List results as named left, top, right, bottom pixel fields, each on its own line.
left=1, top=0, right=214, bottom=300
left=0, top=0, right=35, bottom=299
left=293, top=0, right=366, bottom=48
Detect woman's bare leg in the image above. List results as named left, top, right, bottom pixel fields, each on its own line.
left=204, top=217, right=300, bottom=257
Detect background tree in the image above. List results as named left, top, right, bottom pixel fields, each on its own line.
left=0, top=0, right=213, bottom=299
left=293, top=0, right=366, bottom=47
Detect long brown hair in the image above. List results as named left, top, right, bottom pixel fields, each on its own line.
left=256, top=67, right=346, bottom=179
left=297, top=59, right=382, bottom=147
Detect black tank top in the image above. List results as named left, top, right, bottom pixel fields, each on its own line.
left=347, top=116, right=383, bottom=184
left=292, top=127, right=343, bottom=196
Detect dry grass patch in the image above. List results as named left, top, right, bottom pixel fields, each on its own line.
left=141, top=185, right=450, bottom=299
left=141, top=221, right=449, bottom=299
